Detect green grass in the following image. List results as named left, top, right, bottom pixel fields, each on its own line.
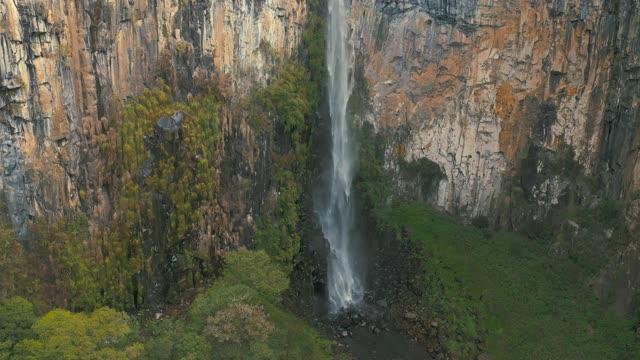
left=377, top=203, right=640, bottom=360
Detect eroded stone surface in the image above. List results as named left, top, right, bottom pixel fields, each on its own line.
left=350, top=0, right=640, bottom=313
left=351, top=0, right=640, bottom=219
left=0, top=0, right=306, bottom=235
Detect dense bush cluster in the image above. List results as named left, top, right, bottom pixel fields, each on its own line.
left=0, top=205, right=102, bottom=311
left=0, top=1, right=330, bottom=357
left=0, top=297, right=142, bottom=360
left=111, top=86, right=223, bottom=307
left=0, top=249, right=332, bottom=360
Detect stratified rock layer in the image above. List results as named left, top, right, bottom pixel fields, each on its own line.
left=351, top=0, right=640, bottom=313
left=0, top=0, right=305, bottom=233
left=352, top=0, right=639, bottom=218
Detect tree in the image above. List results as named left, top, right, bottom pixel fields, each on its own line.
left=0, top=201, right=31, bottom=300
left=204, top=301, right=275, bottom=359
left=204, top=301, right=274, bottom=344
left=204, top=300, right=275, bottom=359
left=0, top=297, right=37, bottom=359
left=13, top=307, right=142, bottom=359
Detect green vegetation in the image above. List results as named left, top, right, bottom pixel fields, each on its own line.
left=246, top=65, right=317, bottom=266
left=143, top=249, right=331, bottom=359
left=551, top=197, right=630, bottom=275
left=354, top=122, right=640, bottom=359
left=165, top=249, right=332, bottom=359
left=0, top=205, right=102, bottom=311
left=101, top=85, right=223, bottom=308
left=28, top=213, right=102, bottom=311
left=139, top=249, right=332, bottom=359
left=354, top=122, right=393, bottom=216
left=240, top=0, right=326, bottom=268
left=0, top=208, right=29, bottom=301
left=376, top=203, right=640, bottom=359
left=301, top=0, right=327, bottom=91
left=0, top=249, right=332, bottom=360
left=1, top=302, right=142, bottom=360
left=0, top=297, right=37, bottom=358
left=118, top=85, right=220, bottom=244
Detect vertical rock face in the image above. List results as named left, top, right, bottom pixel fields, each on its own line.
left=0, top=0, right=306, bottom=233
left=350, top=0, right=640, bottom=219
left=350, top=0, right=640, bottom=314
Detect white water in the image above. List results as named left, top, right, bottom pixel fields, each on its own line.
left=318, top=0, right=364, bottom=313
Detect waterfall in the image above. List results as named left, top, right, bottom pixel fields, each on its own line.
left=317, top=0, right=363, bottom=313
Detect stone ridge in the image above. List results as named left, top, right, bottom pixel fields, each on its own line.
left=0, top=0, right=306, bottom=234
left=351, top=0, right=640, bottom=314
left=351, top=0, right=639, bottom=219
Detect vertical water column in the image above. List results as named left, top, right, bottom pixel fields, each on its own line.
left=318, top=0, right=363, bottom=313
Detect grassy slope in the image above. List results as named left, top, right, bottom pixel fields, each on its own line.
left=377, top=203, right=639, bottom=360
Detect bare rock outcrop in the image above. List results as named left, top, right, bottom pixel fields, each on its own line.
left=0, top=0, right=306, bottom=234
left=351, top=0, right=639, bottom=220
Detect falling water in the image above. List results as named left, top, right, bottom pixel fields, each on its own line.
left=317, top=0, right=363, bottom=313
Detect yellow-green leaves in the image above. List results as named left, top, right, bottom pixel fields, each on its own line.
left=11, top=307, right=142, bottom=360
left=0, top=297, right=37, bottom=359
left=222, top=249, right=289, bottom=302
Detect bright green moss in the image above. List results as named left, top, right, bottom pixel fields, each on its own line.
left=101, top=85, right=223, bottom=308
left=247, top=65, right=316, bottom=266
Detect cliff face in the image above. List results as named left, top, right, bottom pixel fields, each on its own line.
left=0, top=0, right=305, bottom=234
left=350, top=0, right=640, bottom=313
left=351, top=0, right=639, bottom=218
left=2, top=0, right=640, bottom=312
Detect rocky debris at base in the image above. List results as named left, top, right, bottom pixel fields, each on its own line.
left=404, top=311, right=418, bottom=320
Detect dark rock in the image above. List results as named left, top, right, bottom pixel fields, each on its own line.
left=154, top=111, right=185, bottom=134
left=140, top=159, right=153, bottom=179
left=155, top=115, right=177, bottom=133
left=370, top=325, right=382, bottom=334
left=173, top=110, right=185, bottom=125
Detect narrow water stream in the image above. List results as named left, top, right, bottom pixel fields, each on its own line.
left=316, top=0, right=364, bottom=312
left=308, top=1, right=432, bottom=358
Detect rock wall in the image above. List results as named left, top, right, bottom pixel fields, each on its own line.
left=350, top=0, right=640, bottom=314
left=0, top=0, right=306, bottom=234
left=350, top=0, right=640, bottom=219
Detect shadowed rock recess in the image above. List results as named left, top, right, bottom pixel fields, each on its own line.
left=0, top=0, right=639, bottom=358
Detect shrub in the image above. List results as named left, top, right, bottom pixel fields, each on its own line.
left=12, top=307, right=142, bottom=359
left=204, top=301, right=274, bottom=344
